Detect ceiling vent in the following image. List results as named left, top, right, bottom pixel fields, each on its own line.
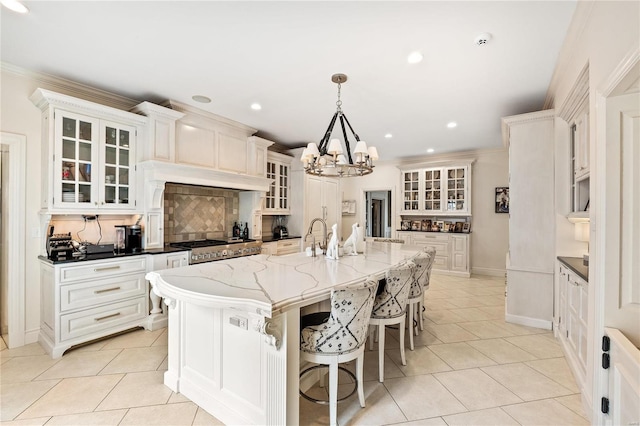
left=475, top=33, right=492, bottom=46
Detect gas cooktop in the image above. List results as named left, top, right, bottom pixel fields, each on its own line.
left=170, top=239, right=256, bottom=249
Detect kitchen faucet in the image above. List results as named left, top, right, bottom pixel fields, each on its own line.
left=306, top=218, right=328, bottom=256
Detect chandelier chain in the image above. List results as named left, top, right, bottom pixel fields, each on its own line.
left=336, top=83, right=342, bottom=111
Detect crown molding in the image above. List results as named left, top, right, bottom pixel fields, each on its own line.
left=501, top=109, right=556, bottom=147
left=1, top=62, right=140, bottom=111
left=558, top=63, right=589, bottom=123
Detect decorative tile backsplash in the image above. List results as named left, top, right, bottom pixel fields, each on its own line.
left=164, top=183, right=239, bottom=243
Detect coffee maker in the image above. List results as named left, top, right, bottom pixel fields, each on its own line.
left=125, top=224, right=142, bottom=253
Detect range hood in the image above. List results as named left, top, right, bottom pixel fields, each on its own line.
left=138, top=160, right=272, bottom=192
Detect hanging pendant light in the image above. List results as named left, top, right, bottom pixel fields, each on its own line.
left=301, top=74, right=377, bottom=177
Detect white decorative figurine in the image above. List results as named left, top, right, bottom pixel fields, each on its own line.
left=326, top=223, right=340, bottom=260
left=343, top=222, right=359, bottom=256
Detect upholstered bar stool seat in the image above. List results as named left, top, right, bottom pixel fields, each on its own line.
left=300, top=279, right=377, bottom=426
left=368, top=261, right=415, bottom=382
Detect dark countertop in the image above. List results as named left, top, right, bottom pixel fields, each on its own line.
left=39, top=245, right=189, bottom=265
left=261, top=235, right=302, bottom=243
left=558, top=256, right=589, bottom=282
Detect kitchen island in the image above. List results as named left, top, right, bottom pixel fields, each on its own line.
left=146, top=242, right=421, bottom=425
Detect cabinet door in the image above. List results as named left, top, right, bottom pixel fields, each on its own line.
left=323, top=178, right=339, bottom=229
left=444, top=167, right=468, bottom=213
left=278, top=162, right=290, bottom=211
left=166, top=253, right=188, bottom=269
left=451, top=235, right=468, bottom=272
left=574, top=112, right=589, bottom=180
left=402, top=171, right=421, bottom=212
left=423, top=168, right=442, bottom=212
left=145, top=212, right=162, bottom=249
left=100, top=121, right=136, bottom=209
left=558, top=265, right=569, bottom=336
left=265, top=161, right=277, bottom=210
left=55, top=111, right=100, bottom=208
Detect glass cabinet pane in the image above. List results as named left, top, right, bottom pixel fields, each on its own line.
left=119, top=130, right=130, bottom=147
left=79, top=142, right=91, bottom=162
left=106, top=127, right=117, bottom=145
left=106, top=146, right=116, bottom=165
left=79, top=121, right=92, bottom=141
left=63, top=118, right=76, bottom=138
left=62, top=139, right=75, bottom=159
left=119, top=149, right=129, bottom=167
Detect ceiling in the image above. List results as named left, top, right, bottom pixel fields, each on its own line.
left=1, top=1, right=576, bottom=161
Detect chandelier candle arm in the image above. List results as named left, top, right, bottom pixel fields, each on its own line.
left=301, top=73, right=378, bottom=178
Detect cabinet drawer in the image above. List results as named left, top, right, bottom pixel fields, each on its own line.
left=60, top=274, right=146, bottom=312
left=276, top=239, right=300, bottom=255
left=411, top=233, right=449, bottom=243
left=60, top=257, right=147, bottom=283
left=60, top=297, right=146, bottom=341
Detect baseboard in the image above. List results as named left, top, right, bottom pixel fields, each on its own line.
left=432, top=269, right=471, bottom=278
left=505, top=313, right=552, bottom=330
left=25, top=328, right=40, bottom=345
left=470, top=267, right=506, bottom=277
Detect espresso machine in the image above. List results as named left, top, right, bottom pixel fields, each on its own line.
left=114, top=223, right=142, bottom=253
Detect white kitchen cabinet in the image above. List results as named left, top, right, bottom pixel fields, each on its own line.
left=288, top=148, right=341, bottom=243
left=31, top=89, right=147, bottom=213
left=261, top=238, right=301, bottom=256
left=130, top=101, right=185, bottom=163
left=573, top=111, right=590, bottom=181
left=264, top=151, right=293, bottom=215
left=400, top=163, right=472, bottom=215
left=39, top=256, right=149, bottom=358
left=396, top=231, right=470, bottom=277
left=556, top=259, right=588, bottom=387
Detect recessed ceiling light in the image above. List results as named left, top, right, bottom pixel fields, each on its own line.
left=251, top=103, right=262, bottom=111
left=427, top=148, right=435, bottom=153
left=407, top=51, right=423, bottom=64
left=191, top=95, right=211, bottom=103
left=1, top=0, right=29, bottom=13
left=384, top=133, right=393, bottom=139
left=447, top=122, right=457, bottom=128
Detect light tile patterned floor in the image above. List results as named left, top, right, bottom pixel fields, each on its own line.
left=0, top=274, right=589, bottom=425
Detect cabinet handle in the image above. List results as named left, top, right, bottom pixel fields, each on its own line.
left=94, top=286, right=121, bottom=294
left=94, top=265, right=121, bottom=272
left=94, top=312, right=121, bottom=322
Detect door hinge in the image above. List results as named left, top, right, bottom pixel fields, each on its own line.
left=602, top=335, right=610, bottom=351
left=601, top=397, right=609, bottom=414
left=602, top=353, right=610, bottom=369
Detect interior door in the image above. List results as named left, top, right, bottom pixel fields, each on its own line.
left=604, top=92, right=640, bottom=346
left=601, top=90, right=640, bottom=425
left=372, top=199, right=382, bottom=237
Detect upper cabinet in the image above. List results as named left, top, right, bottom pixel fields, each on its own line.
left=264, top=151, right=293, bottom=215
left=31, top=89, right=147, bottom=213
left=573, top=111, right=590, bottom=181
left=400, top=163, right=472, bottom=215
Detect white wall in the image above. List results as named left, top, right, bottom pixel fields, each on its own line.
left=341, top=148, right=509, bottom=275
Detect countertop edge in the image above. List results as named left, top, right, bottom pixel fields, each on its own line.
left=558, top=256, right=589, bottom=282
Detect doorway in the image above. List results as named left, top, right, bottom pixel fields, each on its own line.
left=0, top=133, right=26, bottom=349
left=365, top=190, right=391, bottom=238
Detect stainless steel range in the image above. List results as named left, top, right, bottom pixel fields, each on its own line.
left=170, top=239, right=262, bottom=264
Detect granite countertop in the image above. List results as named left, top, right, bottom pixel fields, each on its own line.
left=146, top=242, right=422, bottom=316
left=558, top=256, right=589, bottom=282
left=261, top=235, right=302, bottom=243
left=39, top=245, right=188, bottom=265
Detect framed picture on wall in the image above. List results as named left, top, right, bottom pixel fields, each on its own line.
left=495, top=187, right=509, bottom=213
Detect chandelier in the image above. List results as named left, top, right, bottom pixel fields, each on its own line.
left=301, top=74, right=378, bottom=177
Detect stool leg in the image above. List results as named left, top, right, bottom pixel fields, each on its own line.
left=418, top=300, right=424, bottom=331
left=357, top=352, right=366, bottom=407
left=399, top=317, right=407, bottom=366
left=329, top=360, right=338, bottom=426
left=414, top=303, right=420, bottom=336
left=368, top=325, right=374, bottom=351
left=408, top=303, right=415, bottom=350
left=378, top=325, right=385, bottom=382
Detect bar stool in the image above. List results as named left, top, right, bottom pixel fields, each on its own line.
left=368, top=261, right=415, bottom=382
left=420, top=246, right=437, bottom=330
left=406, top=252, right=431, bottom=350
left=300, top=279, right=378, bottom=426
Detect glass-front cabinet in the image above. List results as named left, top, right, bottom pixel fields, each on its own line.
left=31, top=88, right=147, bottom=213
left=402, top=170, right=420, bottom=212
left=263, top=151, right=293, bottom=215
left=54, top=110, right=137, bottom=210
left=400, top=163, right=472, bottom=215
